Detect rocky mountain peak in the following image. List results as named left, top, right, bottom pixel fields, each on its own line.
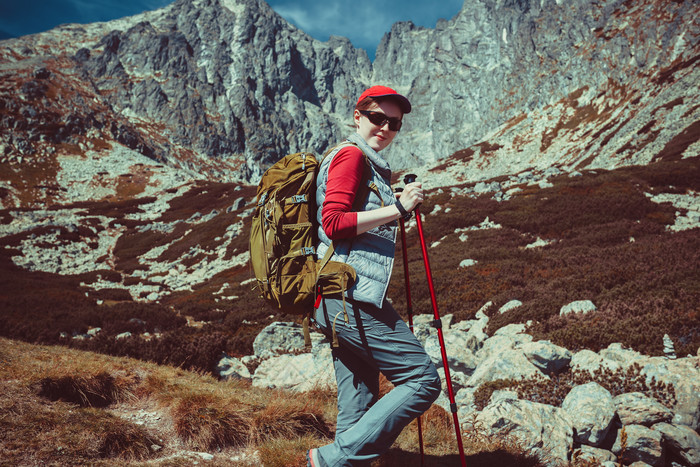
left=0, top=0, right=698, bottom=208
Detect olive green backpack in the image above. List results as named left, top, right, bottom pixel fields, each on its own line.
left=249, top=146, right=374, bottom=344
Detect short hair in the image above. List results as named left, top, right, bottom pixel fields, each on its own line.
left=355, top=96, right=404, bottom=114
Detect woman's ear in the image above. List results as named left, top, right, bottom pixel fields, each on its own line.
left=353, top=109, right=361, bottom=128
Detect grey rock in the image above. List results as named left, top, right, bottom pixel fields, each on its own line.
left=652, top=422, right=700, bottom=467
left=614, top=392, right=674, bottom=427
left=570, top=349, right=622, bottom=374
left=424, top=332, right=477, bottom=375
left=663, top=334, right=677, bottom=359
left=573, top=445, right=617, bottom=464
left=251, top=346, right=334, bottom=392
left=559, top=300, right=597, bottom=316
left=216, top=353, right=251, bottom=380
left=467, top=348, right=542, bottom=388
left=252, top=321, right=308, bottom=358
left=499, top=300, right=522, bottom=314
left=493, top=323, right=531, bottom=342
left=641, top=357, right=700, bottom=431
left=561, top=382, right=616, bottom=447
left=520, top=340, right=572, bottom=374
left=477, top=398, right=574, bottom=466
left=477, top=334, right=519, bottom=362
left=612, top=424, right=664, bottom=467
left=489, top=389, right=519, bottom=405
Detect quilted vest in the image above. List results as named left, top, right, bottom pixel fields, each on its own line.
left=316, top=133, right=398, bottom=308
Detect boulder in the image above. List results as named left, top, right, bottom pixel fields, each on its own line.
left=559, top=300, right=597, bottom=316
left=652, top=422, right=700, bottom=467
left=424, top=331, right=477, bottom=375
left=614, top=392, right=674, bottom=427
left=570, top=349, right=622, bottom=374
left=252, top=321, right=307, bottom=358
left=252, top=343, right=335, bottom=392
left=641, top=357, right=700, bottom=431
left=520, top=340, right=572, bottom=374
left=478, top=334, right=527, bottom=362
left=561, top=382, right=616, bottom=447
left=572, top=445, right=617, bottom=464
left=612, top=424, right=664, bottom=466
left=498, top=299, right=522, bottom=314
left=216, top=353, right=251, bottom=380
left=493, top=323, right=533, bottom=345
left=600, top=343, right=646, bottom=368
left=477, top=398, right=574, bottom=466
left=467, top=349, right=543, bottom=388
left=463, top=306, right=490, bottom=352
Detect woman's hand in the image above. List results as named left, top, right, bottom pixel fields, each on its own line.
left=355, top=181, right=423, bottom=235
left=397, top=182, right=423, bottom=212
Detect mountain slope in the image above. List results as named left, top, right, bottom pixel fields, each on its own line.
left=373, top=0, right=699, bottom=172
left=1, top=0, right=697, bottom=201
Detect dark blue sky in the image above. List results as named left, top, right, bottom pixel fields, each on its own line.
left=0, top=0, right=463, bottom=59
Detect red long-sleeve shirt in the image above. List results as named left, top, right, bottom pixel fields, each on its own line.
left=321, top=146, right=365, bottom=240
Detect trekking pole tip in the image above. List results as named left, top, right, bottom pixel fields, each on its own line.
left=404, top=173, right=417, bottom=184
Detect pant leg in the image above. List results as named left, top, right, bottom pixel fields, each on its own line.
left=331, top=337, right=380, bottom=435
left=314, top=297, right=441, bottom=467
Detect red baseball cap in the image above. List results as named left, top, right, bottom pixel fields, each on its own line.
left=356, top=85, right=412, bottom=114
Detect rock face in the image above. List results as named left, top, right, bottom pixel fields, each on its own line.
left=1, top=0, right=698, bottom=202
left=372, top=0, right=699, bottom=173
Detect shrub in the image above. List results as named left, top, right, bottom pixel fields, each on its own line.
left=475, top=364, right=676, bottom=410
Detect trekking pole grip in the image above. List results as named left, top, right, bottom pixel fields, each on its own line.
left=404, top=174, right=417, bottom=185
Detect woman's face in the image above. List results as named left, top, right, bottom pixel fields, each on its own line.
left=354, top=100, right=403, bottom=152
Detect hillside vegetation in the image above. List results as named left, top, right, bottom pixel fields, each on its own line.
left=1, top=157, right=698, bottom=379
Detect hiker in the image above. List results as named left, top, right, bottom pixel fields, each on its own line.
left=308, top=86, right=441, bottom=467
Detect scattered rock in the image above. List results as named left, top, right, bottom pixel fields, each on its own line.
left=560, top=300, right=597, bottom=316
left=612, top=424, right=665, bottom=467
left=614, top=392, right=674, bottom=427
left=562, top=382, right=616, bottom=447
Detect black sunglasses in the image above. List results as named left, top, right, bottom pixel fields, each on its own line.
left=359, top=110, right=403, bottom=131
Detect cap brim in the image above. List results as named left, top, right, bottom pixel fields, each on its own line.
left=371, top=93, right=412, bottom=114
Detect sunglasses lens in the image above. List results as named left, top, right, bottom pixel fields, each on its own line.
left=362, top=111, right=402, bottom=131
left=367, top=113, right=385, bottom=126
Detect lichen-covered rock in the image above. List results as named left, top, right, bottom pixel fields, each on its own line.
left=477, top=398, right=574, bottom=466
left=562, top=382, right=615, bottom=447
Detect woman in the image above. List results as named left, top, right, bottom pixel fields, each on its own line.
left=308, top=86, right=441, bottom=466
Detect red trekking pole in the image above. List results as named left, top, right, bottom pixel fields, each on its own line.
left=396, top=188, right=425, bottom=466
left=404, top=174, right=467, bottom=467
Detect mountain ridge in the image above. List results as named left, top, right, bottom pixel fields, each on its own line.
left=1, top=0, right=697, bottom=206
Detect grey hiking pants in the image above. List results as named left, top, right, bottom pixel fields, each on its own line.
left=313, top=296, right=441, bottom=466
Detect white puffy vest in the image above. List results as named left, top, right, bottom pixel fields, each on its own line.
left=315, top=135, right=398, bottom=308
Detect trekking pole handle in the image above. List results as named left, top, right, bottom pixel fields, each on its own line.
left=404, top=174, right=418, bottom=185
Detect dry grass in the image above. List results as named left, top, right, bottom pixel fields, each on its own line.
left=0, top=337, right=336, bottom=465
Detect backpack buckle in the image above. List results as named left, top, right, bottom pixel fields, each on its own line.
left=291, top=194, right=307, bottom=204
left=301, top=247, right=315, bottom=255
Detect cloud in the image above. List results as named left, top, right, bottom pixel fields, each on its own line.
left=268, top=0, right=464, bottom=57
left=269, top=0, right=399, bottom=53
